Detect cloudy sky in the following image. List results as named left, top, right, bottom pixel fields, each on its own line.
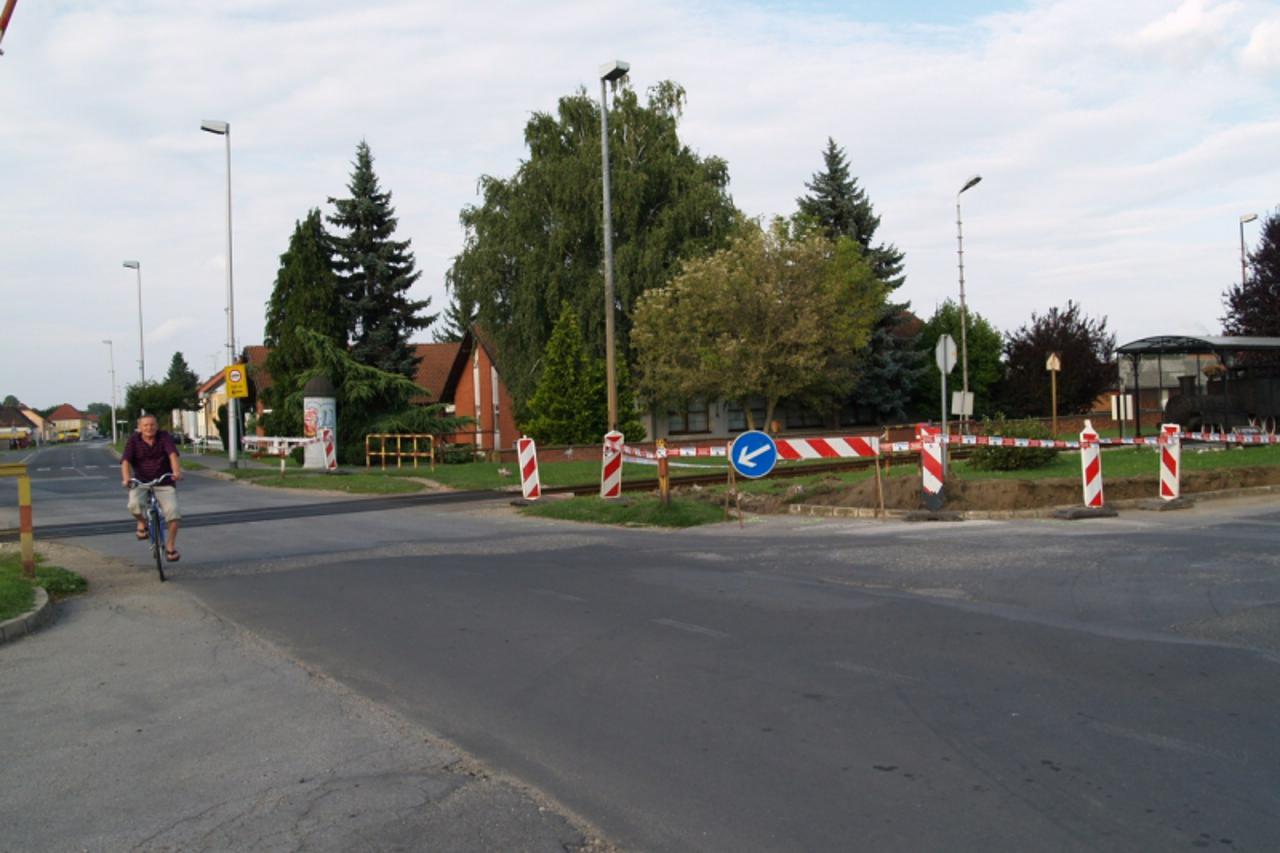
left=3, top=0, right=1278, bottom=411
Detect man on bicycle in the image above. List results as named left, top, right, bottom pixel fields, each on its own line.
left=121, top=413, right=184, bottom=561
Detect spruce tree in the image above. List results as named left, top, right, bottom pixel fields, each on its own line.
left=1223, top=208, right=1280, bottom=337
left=435, top=290, right=476, bottom=344
left=262, top=209, right=347, bottom=434
left=796, top=138, right=920, bottom=423
left=328, top=141, right=434, bottom=377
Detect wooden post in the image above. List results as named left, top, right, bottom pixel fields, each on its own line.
left=874, top=456, right=885, bottom=519
left=657, top=439, right=670, bottom=506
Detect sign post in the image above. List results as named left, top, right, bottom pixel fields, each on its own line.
left=935, top=334, right=957, bottom=471
left=1046, top=352, right=1061, bottom=437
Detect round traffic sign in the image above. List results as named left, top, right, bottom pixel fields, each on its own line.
left=729, top=430, right=778, bottom=479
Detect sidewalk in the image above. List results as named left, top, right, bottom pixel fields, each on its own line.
left=0, top=542, right=611, bottom=852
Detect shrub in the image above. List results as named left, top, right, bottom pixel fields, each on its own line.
left=966, top=414, right=1059, bottom=470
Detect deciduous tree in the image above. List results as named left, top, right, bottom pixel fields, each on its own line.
left=912, top=300, right=1003, bottom=420
left=997, top=301, right=1117, bottom=417
left=632, top=220, right=884, bottom=429
left=1223, top=208, right=1280, bottom=337
left=447, top=81, right=739, bottom=407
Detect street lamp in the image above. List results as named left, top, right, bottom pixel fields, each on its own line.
left=956, top=174, right=982, bottom=429
left=599, top=59, right=629, bottom=433
left=1240, top=213, right=1258, bottom=289
left=201, top=118, right=238, bottom=467
left=122, top=260, right=144, bottom=382
left=102, top=339, right=118, bottom=445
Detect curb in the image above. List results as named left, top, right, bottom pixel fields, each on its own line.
left=0, top=587, right=54, bottom=646
left=789, top=483, right=1280, bottom=521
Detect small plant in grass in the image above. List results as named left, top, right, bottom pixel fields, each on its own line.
left=523, top=496, right=726, bottom=528
left=0, top=551, right=87, bottom=621
left=967, top=414, right=1059, bottom=470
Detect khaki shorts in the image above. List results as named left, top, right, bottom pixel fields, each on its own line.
left=128, top=485, right=181, bottom=522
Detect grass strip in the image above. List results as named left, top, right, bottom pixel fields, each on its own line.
left=522, top=496, right=727, bottom=528
left=0, top=551, right=88, bottom=622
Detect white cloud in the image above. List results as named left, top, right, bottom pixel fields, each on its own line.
left=2, top=0, right=1278, bottom=409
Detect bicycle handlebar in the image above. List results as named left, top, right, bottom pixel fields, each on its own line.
left=126, top=473, right=175, bottom=489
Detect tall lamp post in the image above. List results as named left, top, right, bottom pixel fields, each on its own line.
left=1240, top=212, right=1258, bottom=288
left=955, top=174, right=982, bottom=429
left=122, top=260, right=144, bottom=382
left=102, top=339, right=118, bottom=445
left=201, top=119, right=238, bottom=467
left=599, top=59, right=629, bottom=432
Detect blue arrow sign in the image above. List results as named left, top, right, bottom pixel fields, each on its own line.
left=729, top=430, right=778, bottom=479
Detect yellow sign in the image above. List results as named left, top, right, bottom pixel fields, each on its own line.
left=225, top=364, right=249, bottom=399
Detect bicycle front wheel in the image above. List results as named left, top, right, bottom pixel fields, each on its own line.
left=149, top=506, right=166, bottom=582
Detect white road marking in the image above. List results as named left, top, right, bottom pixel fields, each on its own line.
left=530, top=588, right=587, bottom=603
left=653, top=618, right=729, bottom=639
left=831, top=661, right=924, bottom=684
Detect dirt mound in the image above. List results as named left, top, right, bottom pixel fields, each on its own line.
left=781, top=465, right=1280, bottom=512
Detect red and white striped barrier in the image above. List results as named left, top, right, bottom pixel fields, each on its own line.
left=1184, top=431, right=1280, bottom=445
left=516, top=436, right=540, bottom=500
left=776, top=435, right=880, bottom=460
left=917, top=423, right=944, bottom=507
left=320, top=428, right=337, bottom=472
left=1160, top=423, right=1181, bottom=500
left=624, top=443, right=727, bottom=460
left=1079, top=420, right=1104, bottom=507
left=601, top=430, right=624, bottom=499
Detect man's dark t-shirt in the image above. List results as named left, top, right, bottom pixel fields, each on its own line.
left=123, top=431, right=179, bottom=485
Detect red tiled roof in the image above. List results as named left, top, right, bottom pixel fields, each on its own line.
left=0, top=406, right=37, bottom=429
left=47, top=403, right=85, bottom=421
left=412, top=343, right=461, bottom=403
left=244, top=345, right=272, bottom=392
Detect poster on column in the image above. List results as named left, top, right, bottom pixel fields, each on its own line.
left=303, top=396, right=337, bottom=469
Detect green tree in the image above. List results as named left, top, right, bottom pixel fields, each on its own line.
left=1223, top=208, right=1280, bottom=337
left=434, top=291, right=475, bottom=344
left=162, top=352, right=200, bottom=412
left=795, top=138, right=919, bottom=423
left=123, top=381, right=187, bottom=429
left=288, top=329, right=469, bottom=465
left=523, top=305, right=644, bottom=444
left=997, top=301, right=1117, bottom=418
left=262, top=209, right=347, bottom=435
left=84, top=402, right=113, bottom=429
left=328, top=141, right=434, bottom=377
left=447, top=81, right=740, bottom=407
left=912, top=300, right=1003, bottom=419
left=2, top=394, right=20, bottom=407
left=632, top=220, right=884, bottom=429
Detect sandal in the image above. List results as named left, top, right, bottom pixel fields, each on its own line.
left=136, top=524, right=149, bottom=540
left=165, top=549, right=181, bottom=562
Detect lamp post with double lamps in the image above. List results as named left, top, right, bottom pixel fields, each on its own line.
left=200, top=119, right=239, bottom=467
left=955, top=174, right=982, bottom=429
left=122, top=260, right=144, bottom=383
left=1239, top=213, right=1258, bottom=289
left=598, top=59, right=629, bottom=432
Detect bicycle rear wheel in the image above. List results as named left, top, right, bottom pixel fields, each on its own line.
left=148, top=505, right=166, bottom=582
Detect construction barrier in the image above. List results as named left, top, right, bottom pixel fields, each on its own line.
left=241, top=435, right=318, bottom=476
left=917, top=423, right=944, bottom=510
left=1079, top=420, right=1104, bottom=507
left=0, top=463, right=34, bottom=579
left=1160, top=424, right=1181, bottom=500
left=364, top=433, right=436, bottom=470
left=601, top=430, right=624, bottom=499
left=516, top=436, right=540, bottom=500
left=321, top=428, right=338, bottom=472
left=776, top=435, right=880, bottom=460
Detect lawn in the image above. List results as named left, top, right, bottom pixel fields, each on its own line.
left=0, top=550, right=87, bottom=622
left=522, top=495, right=728, bottom=528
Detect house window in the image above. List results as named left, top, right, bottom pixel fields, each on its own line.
left=667, top=398, right=710, bottom=434
left=726, top=398, right=767, bottom=433
left=781, top=403, right=825, bottom=430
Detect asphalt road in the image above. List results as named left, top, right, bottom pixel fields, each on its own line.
left=9, top=440, right=1280, bottom=851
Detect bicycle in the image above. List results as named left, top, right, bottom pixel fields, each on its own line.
left=128, top=474, right=174, bottom=581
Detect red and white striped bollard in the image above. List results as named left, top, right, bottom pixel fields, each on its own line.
left=1160, top=423, right=1181, bottom=500
left=600, top=430, right=624, bottom=499
left=1079, top=420, right=1104, bottom=507
left=917, top=423, right=944, bottom=511
left=516, top=436, right=541, bottom=500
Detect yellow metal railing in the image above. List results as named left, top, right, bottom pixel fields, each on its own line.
left=1, top=463, right=35, bottom=578
left=364, top=434, right=436, bottom=471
